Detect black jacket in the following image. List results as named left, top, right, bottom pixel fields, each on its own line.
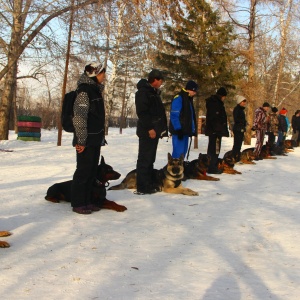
left=135, top=79, right=168, bottom=138
left=205, top=94, right=229, bottom=137
left=169, top=89, right=197, bottom=136
left=72, top=73, right=105, bottom=147
left=292, top=115, right=300, bottom=132
left=277, top=114, right=288, bottom=132
left=233, top=105, right=246, bottom=132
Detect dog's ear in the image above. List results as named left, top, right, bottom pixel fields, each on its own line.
left=168, top=153, right=172, bottom=161
left=100, top=156, right=105, bottom=165
left=179, top=153, right=184, bottom=161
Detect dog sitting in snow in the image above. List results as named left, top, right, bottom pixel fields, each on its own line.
left=109, top=153, right=199, bottom=196
left=45, top=156, right=127, bottom=212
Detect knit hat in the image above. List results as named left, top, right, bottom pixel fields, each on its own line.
left=271, top=107, right=278, bottom=113
left=148, top=69, right=164, bottom=80
left=279, top=108, right=287, bottom=115
left=235, top=95, right=246, bottom=105
left=262, top=102, right=270, bottom=107
left=185, top=80, right=199, bottom=92
left=85, top=62, right=105, bottom=77
left=217, top=87, right=228, bottom=96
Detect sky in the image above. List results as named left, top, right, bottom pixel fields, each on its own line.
left=0, top=127, right=299, bottom=300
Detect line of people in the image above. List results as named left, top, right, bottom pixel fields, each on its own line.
left=69, top=63, right=300, bottom=213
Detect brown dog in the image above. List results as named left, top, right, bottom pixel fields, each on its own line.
left=45, top=156, right=127, bottom=212
left=218, top=151, right=242, bottom=174
left=183, top=153, right=220, bottom=181
left=109, top=153, right=199, bottom=196
left=0, top=231, right=11, bottom=248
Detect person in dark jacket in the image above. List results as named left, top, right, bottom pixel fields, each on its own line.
left=135, top=69, right=168, bottom=195
left=169, top=80, right=198, bottom=159
left=276, top=108, right=288, bottom=148
left=71, top=62, right=106, bottom=214
left=205, top=87, right=229, bottom=174
left=291, top=110, right=300, bottom=147
left=232, top=95, right=247, bottom=162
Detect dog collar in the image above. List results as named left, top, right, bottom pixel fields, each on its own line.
left=95, top=179, right=109, bottom=187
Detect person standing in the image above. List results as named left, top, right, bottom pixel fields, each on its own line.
left=71, top=62, right=106, bottom=214
left=276, top=108, right=288, bottom=148
left=169, top=80, right=198, bottom=159
left=205, top=87, right=229, bottom=174
left=291, top=110, right=300, bottom=147
left=135, top=69, right=168, bottom=195
left=232, top=95, right=247, bottom=162
left=267, top=107, right=279, bottom=153
left=252, top=102, right=270, bottom=160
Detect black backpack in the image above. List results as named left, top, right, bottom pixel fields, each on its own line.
left=61, top=84, right=87, bottom=132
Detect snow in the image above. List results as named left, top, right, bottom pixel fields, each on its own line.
left=1, top=127, right=300, bottom=300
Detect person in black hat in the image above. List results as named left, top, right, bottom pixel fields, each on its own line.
left=135, top=69, right=168, bottom=194
left=251, top=102, right=270, bottom=160
left=205, top=86, right=229, bottom=174
left=169, top=80, right=198, bottom=159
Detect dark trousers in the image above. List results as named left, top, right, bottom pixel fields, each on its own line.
left=232, top=131, right=244, bottom=161
left=71, top=146, right=100, bottom=208
left=268, top=132, right=276, bottom=145
left=136, top=136, right=158, bottom=191
left=207, top=134, right=222, bottom=170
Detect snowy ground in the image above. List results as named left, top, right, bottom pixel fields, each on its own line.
left=0, top=127, right=299, bottom=300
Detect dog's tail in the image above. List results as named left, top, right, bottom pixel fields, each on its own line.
left=108, top=182, right=128, bottom=190
left=108, top=170, right=137, bottom=190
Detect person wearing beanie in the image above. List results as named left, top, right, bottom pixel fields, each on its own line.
left=205, top=86, right=229, bottom=174
left=276, top=108, right=288, bottom=149
left=267, top=107, right=279, bottom=152
left=231, top=95, right=247, bottom=162
left=169, top=80, right=198, bottom=158
left=291, top=110, right=300, bottom=147
left=251, top=102, right=270, bottom=160
left=71, top=62, right=106, bottom=214
left=135, top=69, right=168, bottom=194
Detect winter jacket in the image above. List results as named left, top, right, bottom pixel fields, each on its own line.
left=278, top=114, right=288, bottom=133
left=268, top=112, right=279, bottom=135
left=253, top=107, right=268, bottom=131
left=232, top=104, right=246, bottom=132
left=72, top=73, right=105, bottom=147
left=135, top=79, right=168, bottom=138
left=205, top=94, right=229, bottom=137
left=169, top=89, right=197, bottom=137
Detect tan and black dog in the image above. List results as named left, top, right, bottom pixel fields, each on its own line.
left=45, top=156, right=127, bottom=212
left=0, top=231, right=11, bottom=248
left=183, top=153, right=220, bottom=181
left=218, top=151, right=242, bottom=175
left=109, top=153, right=199, bottom=196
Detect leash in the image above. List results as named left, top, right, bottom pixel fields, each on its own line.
left=186, top=137, right=192, bottom=161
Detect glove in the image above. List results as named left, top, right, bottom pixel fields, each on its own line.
left=176, top=129, right=184, bottom=140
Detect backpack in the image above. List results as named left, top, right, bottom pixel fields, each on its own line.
left=61, top=84, right=87, bottom=132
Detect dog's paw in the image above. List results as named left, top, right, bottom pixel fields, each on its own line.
left=0, top=231, right=11, bottom=237
left=184, top=189, right=199, bottom=196
left=102, top=199, right=127, bottom=212
left=0, top=241, right=10, bottom=248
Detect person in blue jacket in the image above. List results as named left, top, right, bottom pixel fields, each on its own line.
left=169, top=80, right=198, bottom=159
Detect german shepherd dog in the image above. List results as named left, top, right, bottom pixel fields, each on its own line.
left=109, top=153, right=199, bottom=196
left=45, top=156, right=127, bottom=212
left=183, top=153, right=220, bottom=181
left=0, top=231, right=11, bottom=248
left=218, top=151, right=242, bottom=174
left=240, top=147, right=256, bottom=164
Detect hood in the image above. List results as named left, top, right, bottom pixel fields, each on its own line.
left=137, top=78, right=152, bottom=91
left=77, top=73, right=104, bottom=91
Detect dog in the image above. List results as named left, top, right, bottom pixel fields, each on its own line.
left=218, top=151, right=242, bottom=174
left=183, top=153, right=220, bottom=181
left=109, top=153, right=199, bottom=196
left=45, top=156, right=127, bottom=212
left=0, top=231, right=11, bottom=248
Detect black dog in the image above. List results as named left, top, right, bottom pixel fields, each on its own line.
left=45, top=156, right=127, bottom=212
